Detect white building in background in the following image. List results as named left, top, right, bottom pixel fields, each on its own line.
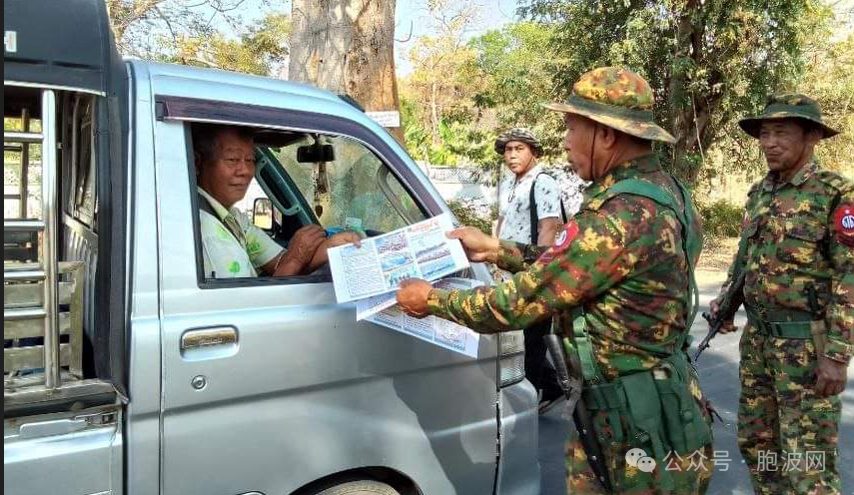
left=418, top=163, right=498, bottom=203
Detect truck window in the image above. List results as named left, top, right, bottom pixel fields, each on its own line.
left=272, top=134, right=425, bottom=235
left=63, top=94, right=97, bottom=228
left=189, top=124, right=427, bottom=282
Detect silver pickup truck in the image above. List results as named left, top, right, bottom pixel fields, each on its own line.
left=3, top=1, right=540, bottom=494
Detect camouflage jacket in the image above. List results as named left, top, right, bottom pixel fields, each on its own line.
left=718, top=162, right=854, bottom=364
left=427, top=154, right=702, bottom=380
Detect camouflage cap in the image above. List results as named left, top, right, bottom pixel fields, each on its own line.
left=494, top=127, right=544, bottom=156
left=738, top=93, right=839, bottom=139
left=543, top=66, right=676, bottom=144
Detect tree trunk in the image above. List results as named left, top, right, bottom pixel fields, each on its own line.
left=668, top=0, right=697, bottom=183
left=289, top=0, right=403, bottom=142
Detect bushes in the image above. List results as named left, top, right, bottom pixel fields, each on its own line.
left=697, top=200, right=743, bottom=238
left=447, top=199, right=496, bottom=235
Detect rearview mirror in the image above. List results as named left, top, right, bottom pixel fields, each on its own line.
left=297, top=143, right=335, bottom=163
left=253, top=198, right=273, bottom=230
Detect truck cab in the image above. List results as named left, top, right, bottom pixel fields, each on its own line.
left=3, top=1, right=540, bottom=494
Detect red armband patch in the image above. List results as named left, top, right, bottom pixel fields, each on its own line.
left=537, top=221, right=579, bottom=264
left=555, top=221, right=580, bottom=251
left=834, top=204, right=854, bottom=247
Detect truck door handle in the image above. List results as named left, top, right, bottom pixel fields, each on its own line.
left=180, top=326, right=239, bottom=360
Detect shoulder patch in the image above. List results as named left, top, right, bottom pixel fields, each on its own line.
left=555, top=221, right=579, bottom=251
left=536, top=221, right=579, bottom=264
left=834, top=204, right=854, bottom=247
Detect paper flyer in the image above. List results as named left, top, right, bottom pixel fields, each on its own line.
left=364, top=277, right=484, bottom=358
left=328, top=213, right=470, bottom=303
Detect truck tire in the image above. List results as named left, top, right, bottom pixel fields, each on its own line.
left=313, top=480, right=401, bottom=495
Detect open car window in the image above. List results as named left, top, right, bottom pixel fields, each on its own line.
left=260, top=133, right=426, bottom=237
left=188, top=121, right=430, bottom=285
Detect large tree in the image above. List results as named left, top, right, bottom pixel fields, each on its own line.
left=521, top=0, right=830, bottom=183
left=289, top=0, right=403, bottom=141
left=402, top=0, right=480, bottom=145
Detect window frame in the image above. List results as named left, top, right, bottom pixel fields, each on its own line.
left=159, top=95, right=441, bottom=290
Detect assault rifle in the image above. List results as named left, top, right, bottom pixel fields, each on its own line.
left=545, top=333, right=614, bottom=494
left=695, top=270, right=746, bottom=360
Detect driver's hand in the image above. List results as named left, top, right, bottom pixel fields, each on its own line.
left=327, top=231, right=362, bottom=249
left=446, top=226, right=500, bottom=263
left=288, top=225, right=327, bottom=266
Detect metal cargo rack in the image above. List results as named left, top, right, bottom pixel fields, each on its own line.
left=4, top=88, right=84, bottom=392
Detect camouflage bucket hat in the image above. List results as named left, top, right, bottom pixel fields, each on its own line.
left=543, top=66, right=676, bottom=144
left=738, top=93, right=839, bottom=139
left=494, top=127, right=544, bottom=155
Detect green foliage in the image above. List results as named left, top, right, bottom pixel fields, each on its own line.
left=801, top=33, right=854, bottom=176
left=467, top=22, right=566, bottom=160
left=402, top=95, right=497, bottom=167
left=107, top=2, right=289, bottom=77
left=447, top=199, right=496, bottom=235
left=697, top=200, right=744, bottom=238
left=519, top=0, right=831, bottom=184
left=162, top=12, right=290, bottom=76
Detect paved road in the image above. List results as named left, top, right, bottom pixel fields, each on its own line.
left=538, top=278, right=854, bottom=494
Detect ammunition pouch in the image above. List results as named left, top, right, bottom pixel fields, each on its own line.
left=745, top=305, right=824, bottom=341
left=581, top=352, right=712, bottom=455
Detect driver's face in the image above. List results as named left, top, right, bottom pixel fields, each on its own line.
left=199, top=129, right=256, bottom=208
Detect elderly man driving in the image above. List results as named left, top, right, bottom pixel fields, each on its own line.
left=193, top=124, right=359, bottom=278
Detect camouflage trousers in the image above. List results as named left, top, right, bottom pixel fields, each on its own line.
left=564, top=412, right=713, bottom=494
left=738, top=325, right=842, bottom=495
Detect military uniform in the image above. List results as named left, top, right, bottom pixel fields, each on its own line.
left=425, top=68, right=714, bottom=494
left=717, top=94, right=854, bottom=495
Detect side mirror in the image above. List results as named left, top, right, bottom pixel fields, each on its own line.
left=297, top=144, right=335, bottom=163
left=253, top=198, right=273, bottom=230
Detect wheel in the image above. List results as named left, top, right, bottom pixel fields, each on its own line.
left=313, top=480, right=401, bottom=495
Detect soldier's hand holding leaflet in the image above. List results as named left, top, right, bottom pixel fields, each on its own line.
left=446, top=227, right=500, bottom=263
left=397, top=279, right=433, bottom=318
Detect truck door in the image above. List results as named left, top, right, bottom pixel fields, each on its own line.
left=152, top=93, right=501, bottom=494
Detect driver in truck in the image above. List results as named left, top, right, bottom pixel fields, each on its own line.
left=193, top=124, right=360, bottom=278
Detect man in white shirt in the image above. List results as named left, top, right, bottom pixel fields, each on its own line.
left=495, top=128, right=563, bottom=245
left=494, top=128, right=565, bottom=410
left=194, top=125, right=359, bottom=279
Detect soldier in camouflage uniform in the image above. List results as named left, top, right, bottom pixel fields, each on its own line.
left=398, top=67, right=714, bottom=494
left=711, top=94, right=853, bottom=495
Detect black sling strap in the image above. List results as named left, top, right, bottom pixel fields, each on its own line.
left=529, top=172, right=568, bottom=244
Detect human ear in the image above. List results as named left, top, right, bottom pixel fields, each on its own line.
left=600, top=125, right=618, bottom=148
